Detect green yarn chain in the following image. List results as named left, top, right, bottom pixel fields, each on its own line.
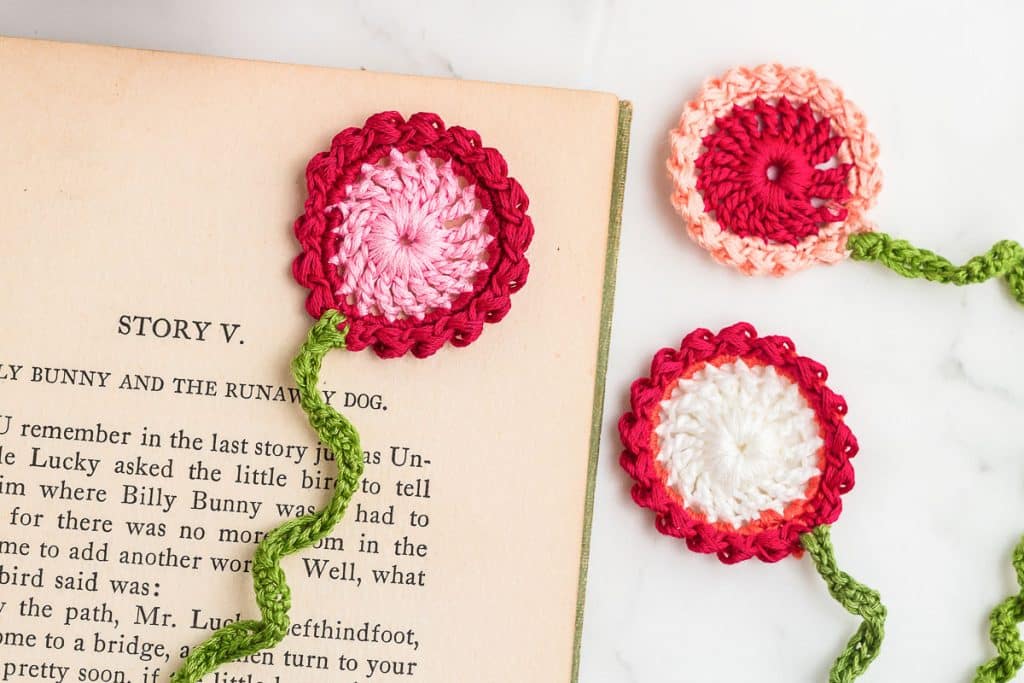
left=171, top=310, right=362, bottom=683
left=975, top=535, right=1024, bottom=683
left=801, top=525, right=887, bottom=683
left=847, top=232, right=1024, bottom=305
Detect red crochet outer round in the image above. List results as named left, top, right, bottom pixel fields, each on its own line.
left=293, top=111, right=534, bottom=359
left=618, top=323, right=858, bottom=564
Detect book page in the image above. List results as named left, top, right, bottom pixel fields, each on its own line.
left=0, top=37, right=620, bottom=683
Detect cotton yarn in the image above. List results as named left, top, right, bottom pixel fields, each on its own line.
left=655, top=359, right=823, bottom=528
left=173, top=112, right=533, bottom=683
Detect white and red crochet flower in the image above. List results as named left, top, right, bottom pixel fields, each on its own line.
left=294, top=111, right=533, bottom=358
left=619, top=323, right=858, bottom=563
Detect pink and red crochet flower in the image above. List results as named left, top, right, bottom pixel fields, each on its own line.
left=619, top=323, right=858, bottom=564
left=669, top=64, right=882, bottom=276
left=293, top=111, right=533, bottom=358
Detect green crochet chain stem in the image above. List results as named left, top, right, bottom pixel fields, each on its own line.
left=848, top=231, right=1024, bottom=680
left=171, top=310, right=362, bottom=683
left=975, top=535, right=1024, bottom=683
left=801, top=526, right=886, bottom=683
left=847, top=232, right=1024, bottom=305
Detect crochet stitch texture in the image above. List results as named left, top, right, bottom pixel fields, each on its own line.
left=294, top=111, right=533, bottom=358
left=671, top=63, right=1024, bottom=306
left=848, top=232, right=1024, bottom=305
left=695, top=97, right=852, bottom=245
left=620, top=323, right=884, bottom=681
left=620, top=322, right=857, bottom=564
left=175, top=112, right=533, bottom=683
left=172, top=311, right=362, bottom=683
left=654, top=358, right=823, bottom=528
left=803, top=525, right=886, bottom=682
left=669, top=63, right=880, bottom=276
left=327, top=148, right=493, bottom=322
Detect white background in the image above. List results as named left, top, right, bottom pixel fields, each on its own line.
left=3, top=2, right=1023, bottom=681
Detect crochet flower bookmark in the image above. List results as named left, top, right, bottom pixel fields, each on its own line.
left=668, top=64, right=1024, bottom=305
left=666, top=65, right=1024, bottom=681
left=620, top=324, right=885, bottom=680
left=171, top=112, right=533, bottom=682
left=620, top=323, right=1024, bottom=682
left=614, top=325, right=880, bottom=679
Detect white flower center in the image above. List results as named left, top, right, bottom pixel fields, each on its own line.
left=654, top=359, right=823, bottom=528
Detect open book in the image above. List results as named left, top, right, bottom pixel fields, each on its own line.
left=0, top=37, right=630, bottom=683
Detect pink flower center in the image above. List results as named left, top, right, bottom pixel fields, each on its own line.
left=695, top=97, right=853, bottom=245
left=329, top=149, right=492, bottom=322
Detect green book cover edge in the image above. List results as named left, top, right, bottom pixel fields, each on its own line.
left=570, top=99, right=633, bottom=683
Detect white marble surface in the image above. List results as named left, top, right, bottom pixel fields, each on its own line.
left=4, top=2, right=1024, bottom=680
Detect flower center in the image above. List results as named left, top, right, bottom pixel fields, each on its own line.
left=328, top=149, right=493, bottom=322
left=694, top=97, right=853, bottom=245
left=654, top=358, right=824, bottom=529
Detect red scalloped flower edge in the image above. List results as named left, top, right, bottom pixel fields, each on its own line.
left=618, top=322, right=858, bottom=564
left=292, top=111, right=534, bottom=359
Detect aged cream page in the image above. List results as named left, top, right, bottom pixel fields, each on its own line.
left=0, top=38, right=619, bottom=683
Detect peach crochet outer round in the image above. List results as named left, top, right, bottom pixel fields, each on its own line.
left=668, top=64, right=882, bottom=276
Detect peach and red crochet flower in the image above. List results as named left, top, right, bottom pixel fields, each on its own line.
left=619, top=323, right=858, bottom=564
left=293, top=111, right=533, bottom=358
left=668, top=64, right=882, bottom=276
